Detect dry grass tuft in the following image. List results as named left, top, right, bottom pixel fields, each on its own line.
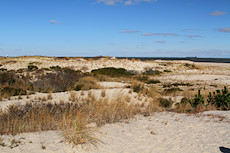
left=101, top=90, right=106, bottom=97
left=75, top=76, right=101, bottom=91
left=69, top=91, right=78, bottom=102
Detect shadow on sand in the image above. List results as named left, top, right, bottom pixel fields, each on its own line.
left=220, top=147, right=230, bottom=153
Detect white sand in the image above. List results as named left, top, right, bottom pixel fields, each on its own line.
left=1, top=111, right=229, bottom=153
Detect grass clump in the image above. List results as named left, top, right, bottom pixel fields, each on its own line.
left=175, top=97, right=192, bottom=113
left=92, top=67, right=134, bottom=77
left=75, top=76, right=100, bottom=91
left=158, top=98, right=173, bottom=108
left=184, top=63, right=198, bottom=69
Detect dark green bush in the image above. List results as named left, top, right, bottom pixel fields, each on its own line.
left=189, top=91, right=205, bottom=110
left=146, top=80, right=161, bottom=84
left=28, top=65, right=38, bottom=71
left=189, top=90, right=204, bottom=108
left=92, top=67, right=134, bottom=77
left=144, top=69, right=162, bottom=76
left=207, top=86, right=230, bottom=110
left=0, top=68, right=7, bottom=71
left=163, top=82, right=193, bottom=88
left=164, top=70, right=172, bottom=73
left=50, top=66, right=62, bottom=71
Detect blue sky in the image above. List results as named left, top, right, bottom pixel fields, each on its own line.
left=0, top=0, right=230, bottom=57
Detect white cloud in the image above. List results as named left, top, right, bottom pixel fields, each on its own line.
left=210, top=11, right=226, bottom=16
left=50, top=20, right=58, bottom=24
left=182, top=28, right=199, bottom=32
left=121, top=30, right=139, bottom=33
left=218, top=27, right=230, bottom=33
left=97, top=0, right=156, bottom=5
left=142, top=33, right=177, bottom=36
left=124, top=0, right=133, bottom=5
left=186, top=35, right=201, bottom=38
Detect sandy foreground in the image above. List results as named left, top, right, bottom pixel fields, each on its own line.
left=0, top=111, right=230, bottom=153
left=1, top=57, right=230, bottom=152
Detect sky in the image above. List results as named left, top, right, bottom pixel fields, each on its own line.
left=0, top=0, right=230, bottom=57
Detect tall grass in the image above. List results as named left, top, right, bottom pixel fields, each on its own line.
left=0, top=96, right=161, bottom=145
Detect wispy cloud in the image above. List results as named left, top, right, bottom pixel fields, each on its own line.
left=50, top=20, right=58, bottom=24
left=142, top=33, right=177, bottom=36
left=97, top=0, right=156, bottom=5
left=155, top=40, right=166, bottom=43
left=121, top=30, right=139, bottom=33
left=49, top=20, right=64, bottom=24
left=218, top=27, right=230, bottom=33
left=210, top=10, right=226, bottom=16
left=186, top=35, right=201, bottom=38
left=97, top=0, right=122, bottom=5
left=182, top=28, right=199, bottom=32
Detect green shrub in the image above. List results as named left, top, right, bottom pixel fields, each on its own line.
left=92, top=67, right=134, bottom=77
left=207, top=86, right=230, bottom=110
left=0, top=68, right=7, bottom=71
left=50, top=65, right=62, bottom=71
left=28, top=65, right=38, bottom=71
left=144, top=69, right=162, bottom=76
left=189, top=90, right=204, bottom=108
left=163, top=82, right=193, bottom=88
left=146, top=80, right=161, bottom=84
left=164, top=70, right=172, bottom=72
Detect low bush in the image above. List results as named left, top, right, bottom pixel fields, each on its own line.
left=0, top=87, right=26, bottom=98
left=92, top=67, right=134, bottom=77
left=28, top=65, right=38, bottom=71
left=207, top=86, right=230, bottom=110
left=144, top=69, right=162, bottom=76
left=164, top=70, right=172, bottom=73
left=188, top=87, right=230, bottom=111
left=146, top=80, right=161, bottom=84
left=163, top=82, right=193, bottom=88
left=189, top=90, right=204, bottom=108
